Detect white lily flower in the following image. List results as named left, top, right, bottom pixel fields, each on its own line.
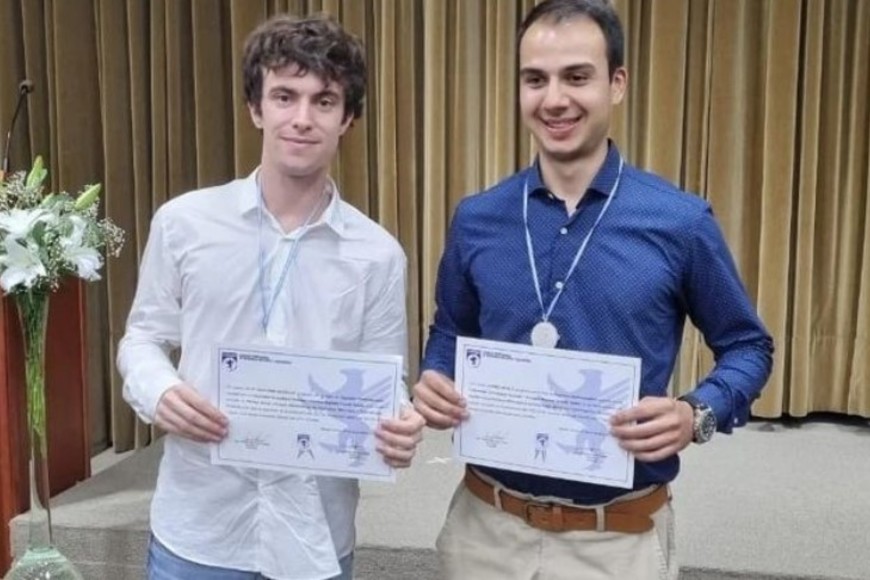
left=0, top=209, right=50, bottom=241
left=0, top=237, right=47, bottom=292
left=61, top=215, right=103, bottom=281
left=65, top=246, right=103, bottom=281
left=0, top=160, right=123, bottom=297
left=65, top=215, right=87, bottom=246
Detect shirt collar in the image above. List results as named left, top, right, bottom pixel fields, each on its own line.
left=238, top=170, right=260, bottom=215
left=319, top=181, right=349, bottom=238
left=238, top=168, right=349, bottom=238
left=527, top=140, right=623, bottom=199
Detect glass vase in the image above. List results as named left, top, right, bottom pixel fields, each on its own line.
left=4, top=291, right=83, bottom=580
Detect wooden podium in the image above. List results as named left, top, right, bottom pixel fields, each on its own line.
left=0, top=280, right=91, bottom=573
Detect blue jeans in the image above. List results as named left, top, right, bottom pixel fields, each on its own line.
left=147, top=536, right=354, bottom=580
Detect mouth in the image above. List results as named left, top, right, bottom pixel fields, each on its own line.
left=282, top=136, right=319, bottom=146
left=539, top=116, right=581, bottom=138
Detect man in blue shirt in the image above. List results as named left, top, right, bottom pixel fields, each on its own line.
left=412, top=1, right=774, bottom=578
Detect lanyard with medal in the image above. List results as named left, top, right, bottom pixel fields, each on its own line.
left=524, top=156, right=624, bottom=348
left=257, top=178, right=328, bottom=334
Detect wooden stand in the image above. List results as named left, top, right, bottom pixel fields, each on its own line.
left=0, top=280, right=91, bottom=572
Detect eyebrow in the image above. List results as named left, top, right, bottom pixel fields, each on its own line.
left=519, top=67, right=545, bottom=77
left=519, top=63, right=597, bottom=77
left=563, top=63, right=596, bottom=75
left=314, top=89, right=342, bottom=99
left=267, top=87, right=342, bottom=100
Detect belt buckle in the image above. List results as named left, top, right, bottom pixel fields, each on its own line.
left=522, top=500, right=560, bottom=531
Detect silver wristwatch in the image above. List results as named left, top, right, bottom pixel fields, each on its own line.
left=679, top=395, right=717, bottom=444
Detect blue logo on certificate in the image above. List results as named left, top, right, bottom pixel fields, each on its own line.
left=296, top=433, right=315, bottom=459
left=222, top=351, right=239, bottom=372
left=534, top=433, right=549, bottom=462
left=466, top=349, right=482, bottom=368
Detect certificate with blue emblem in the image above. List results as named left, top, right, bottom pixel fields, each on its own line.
left=211, top=344, right=402, bottom=482
left=454, top=337, right=641, bottom=489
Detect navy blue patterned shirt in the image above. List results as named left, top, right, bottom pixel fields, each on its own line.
left=422, top=143, right=774, bottom=504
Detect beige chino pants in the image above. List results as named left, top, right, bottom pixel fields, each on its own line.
left=436, top=483, right=678, bottom=580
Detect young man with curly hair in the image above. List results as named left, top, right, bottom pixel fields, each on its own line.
left=119, top=14, right=424, bottom=580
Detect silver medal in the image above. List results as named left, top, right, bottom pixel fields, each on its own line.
left=522, top=157, right=624, bottom=352
left=531, top=321, right=560, bottom=348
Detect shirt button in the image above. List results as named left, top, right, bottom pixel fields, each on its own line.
left=555, top=281, right=564, bottom=290
left=560, top=227, right=568, bottom=235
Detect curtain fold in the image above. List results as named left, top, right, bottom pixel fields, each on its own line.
left=790, top=0, right=870, bottom=416
left=0, top=0, right=867, bottom=454
left=699, top=0, right=804, bottom=416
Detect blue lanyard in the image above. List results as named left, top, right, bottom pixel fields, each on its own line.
left=256, top=179, right=327, bottom=333
left=522, top=156, right=624, bottom=323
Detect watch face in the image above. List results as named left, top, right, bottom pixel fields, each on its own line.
left=696, top=409, right=717, bottom=443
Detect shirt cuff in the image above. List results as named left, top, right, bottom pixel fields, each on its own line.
left=686, top=380, right=748, bottom=434
left=126, top=371, right=181, bottom=425
left=420, top=357, right=455, bottom=380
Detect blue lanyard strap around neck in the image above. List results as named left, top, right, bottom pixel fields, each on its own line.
left=522, top=156, right=624, bottom=323
left=257, top=180, right=328, bottom=333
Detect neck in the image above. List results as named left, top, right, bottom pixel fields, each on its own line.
left=258, top=165, right=330, bottom=232
left=539, top=143, right=609, bottom=213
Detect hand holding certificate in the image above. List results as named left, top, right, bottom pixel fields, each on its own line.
left=211, top=344, right=403, bottom=482
left=454, top=337, right=641, bottom=489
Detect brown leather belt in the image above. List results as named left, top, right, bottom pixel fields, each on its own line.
left=464, top=467, right=668, bottom=534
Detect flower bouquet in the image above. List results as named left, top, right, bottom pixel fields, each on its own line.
left=0, top=157, right=124, bottom=580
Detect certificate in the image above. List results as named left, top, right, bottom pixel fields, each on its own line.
left=211, top=344, right=402, bottom=482
left=454, top=337, right=641, bottom=489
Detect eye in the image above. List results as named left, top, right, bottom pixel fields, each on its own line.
left=566, top=71, right=591, bottom=85
left=522, top=75, right=546, bottom=88
left=272, top=91, right=293, bottom=106
left=317, top=96, right=338, bottom=110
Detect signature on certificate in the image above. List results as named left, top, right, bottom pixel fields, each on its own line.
left=234, top=433, right=271, bottom=450
left=476, top=431, right=508, bottom=449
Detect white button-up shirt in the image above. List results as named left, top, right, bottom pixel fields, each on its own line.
left=118, top=171, right=408, bottom=580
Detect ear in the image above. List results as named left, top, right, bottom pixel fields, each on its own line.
left=610, top=67, right=628, bottom=105
left=248, top=102, right=263, bottom=130
left=338, top=113, right=354, bottom=136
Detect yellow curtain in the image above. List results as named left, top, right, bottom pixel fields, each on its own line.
left=1, top=0, right=867, bottom=453
left=611, top=0, right=870, bottom=417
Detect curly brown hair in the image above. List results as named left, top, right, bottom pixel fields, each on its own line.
left=242, top=13, right=366, bottom=120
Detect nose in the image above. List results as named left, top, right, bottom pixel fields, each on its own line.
left=292, top=101, right=313, bottom=133
left=542, top=79, right=569, bottom=110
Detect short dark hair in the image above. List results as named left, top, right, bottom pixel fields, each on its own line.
left=517, top=0, right=625, bottom=78
left=242, top=14, right=366, bottom=120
